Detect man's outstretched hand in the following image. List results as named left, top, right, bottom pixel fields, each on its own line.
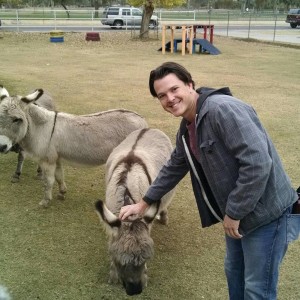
left=119, top=200, right=149, bottom=221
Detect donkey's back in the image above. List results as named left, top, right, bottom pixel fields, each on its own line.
left=105, top=127, right=175, bottom=218
left=54, top=109, right=148, bottom=166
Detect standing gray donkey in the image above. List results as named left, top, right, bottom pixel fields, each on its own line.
left=0, top=86, right=148, bottom=207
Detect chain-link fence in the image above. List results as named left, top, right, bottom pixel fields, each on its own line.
left=0, top=8, right=298, bottom=44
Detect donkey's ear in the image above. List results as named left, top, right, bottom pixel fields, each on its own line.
left=21, top=89, right=44, bottom=104
left=95, top=200, right=121, bottom=229
left=143, top=200, right=160, bottom=224
left=0, top=85, right=9, bottom=101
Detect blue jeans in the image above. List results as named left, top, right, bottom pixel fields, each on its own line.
left=224, top=209, right=290, bottom=300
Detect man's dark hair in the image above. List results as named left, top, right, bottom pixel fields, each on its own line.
left=149, top=62, right=195, bottom=98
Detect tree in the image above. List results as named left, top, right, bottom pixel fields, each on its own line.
left=128, top=0, right=186, bottom=39
left=3, top=0, right=23, bottom=8
left=52, top=0, right=71, bottom=17
left=60, top=0, right=70, bottom=17
left=280, top=0, right=300, bottom=10
left=91, top=0, right=100, bottom=18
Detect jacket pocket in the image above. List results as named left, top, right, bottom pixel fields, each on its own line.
left=199, top=139, right=228, bottom=177
left=200, top=140, right=215, bottom=154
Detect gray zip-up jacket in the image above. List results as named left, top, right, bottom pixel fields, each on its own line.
left=144, top=88, right=297, bottom=236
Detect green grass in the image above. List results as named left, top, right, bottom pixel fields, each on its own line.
left=0, top=31, right=299, bottom=300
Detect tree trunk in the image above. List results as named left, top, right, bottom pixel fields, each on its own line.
left=140, top=1, right=154, bottom=39
left=94, top=0, right=99, bottom=18
left=60, top=2, right=70, bottom=18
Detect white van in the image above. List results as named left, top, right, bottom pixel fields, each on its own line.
left=101, top=6, right=158, bottom=29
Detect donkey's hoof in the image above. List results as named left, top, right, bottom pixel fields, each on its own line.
left=57, top=193, right=65, bottom=201
left=39, top=199, right=49, bottom=207
left=36, top=173, right=43, bottom=180
left=11, top=175, right=20, bottom=183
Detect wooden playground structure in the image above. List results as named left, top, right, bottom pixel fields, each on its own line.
left=160, top=23, right=220, bottom=55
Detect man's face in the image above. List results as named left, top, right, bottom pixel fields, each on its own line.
left=153, top=73, right=195, bottom=119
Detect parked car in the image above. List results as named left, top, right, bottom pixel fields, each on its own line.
left=101, top=6, right=158, bottom=29
left=285, top=8, right=300, bottom=28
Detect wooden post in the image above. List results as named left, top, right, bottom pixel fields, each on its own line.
left=171, top=26, right=175, bottom=53
left=203, top=26, right=207, bottom=40
left=181, top=26, right=186, bottom=56
left=188, top=26, right=193, bottom=54
left=193, top=25, right=197, bottom=38
left=162, top=25, right=166, bottom=55
left=210, top=25, right=214, bottom=44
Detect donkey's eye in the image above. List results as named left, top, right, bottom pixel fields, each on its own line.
left=12, top=117, right=22, bottom=123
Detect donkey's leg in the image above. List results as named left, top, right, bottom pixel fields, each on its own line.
left=109, top=261, right=119, bottom=284
left=11, top=149, right=25, bottom=183
left=39, top=163, right=56, bottom=207
left=144, top=264, right=148, bottom=287
left=36, top=164, right=43, bottom=180
left=55, top=159, right=67, bottom=200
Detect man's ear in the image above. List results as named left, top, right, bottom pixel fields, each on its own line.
left=188, top=82, right=194, bottom=90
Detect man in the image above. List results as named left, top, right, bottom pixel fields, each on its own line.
left=119, top=62, right=298, bottom=299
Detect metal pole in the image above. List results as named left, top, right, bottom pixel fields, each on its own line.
left=247, top=13, right=251, bottom=39
left=273, top=13, right=277, bottom=42
left=92, top=11, right=94, bottom=32
left=54, top=10, right=57, bottom=30
left=16, top=10, right=19, bottom=33
left=226, top=11, right=230, bottom=37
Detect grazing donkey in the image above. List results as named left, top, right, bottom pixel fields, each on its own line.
left=95, top=128, right=175, bottom=296
left=0, top=87, right=148, bottom=207
left=6, top=88, right=56, bottom=182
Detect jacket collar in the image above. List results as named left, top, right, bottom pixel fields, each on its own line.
left=196, top=92, right=209, bottom=124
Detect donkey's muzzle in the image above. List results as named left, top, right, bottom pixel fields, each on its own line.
left=124, top=281, right=143, bottom=296
left=0, top=144, right=8, bottom=153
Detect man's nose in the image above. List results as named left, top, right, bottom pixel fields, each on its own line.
left=166, top=93, right=175, bottom=102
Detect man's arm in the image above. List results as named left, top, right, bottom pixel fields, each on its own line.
left=119, top=130, right=189, bottom=220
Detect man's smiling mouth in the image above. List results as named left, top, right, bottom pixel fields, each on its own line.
left=169, top=100, right=181, bottom=108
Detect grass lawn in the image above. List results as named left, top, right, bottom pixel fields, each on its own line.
left=0, top=31, right=299, bottom=300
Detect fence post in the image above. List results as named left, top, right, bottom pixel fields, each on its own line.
left=16, top=9, right=19, bottom=33
left=247, top=13, right=252, bottom=39
left=273, top=13, right=277, bottom=42
left=92, top=10, right=94, bottom=32
left=226, top=11, right=230, bottom=37
left=54, top=10, right=57, bottom=30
